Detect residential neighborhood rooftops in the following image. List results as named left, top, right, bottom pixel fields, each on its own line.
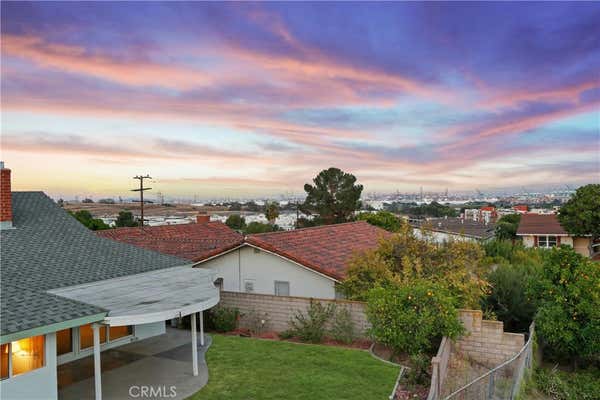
left=411, top=217, right=496, bottom=240
left=1, top=191, right=190, bottom=338
left=516, top=213, right=567, bottom=236
left=96, top=220, right=243, bottom=262
left=245, top=221, right=390, bottom=280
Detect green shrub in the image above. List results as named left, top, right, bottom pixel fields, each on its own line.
left=209, top=306, right=240, bottom=332
left=366, top=279, right=463, bottom=356
left=405, top=353, right=431, bottom=386
left=532, top=367, right=600, bottom=400
left=529, top=247, right=600, bottom=362
left=329, top=306, right=355, bottom=344
left=481, top=263, right=537, bottom=332
left=288, top=300, right=335, bottom=343
left=244, top=308, right=271, bottom=336
left=278, top=330, right=294, bottom=339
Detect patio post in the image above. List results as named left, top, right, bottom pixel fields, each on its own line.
left=200, top=310, right=204, bottom=346
left=191, top=312, right=199, bottom=376
left=92, top=323, right=102, bottom=400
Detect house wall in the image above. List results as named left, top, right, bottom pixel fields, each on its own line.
left=198, top=246, right=337, bottom=299
left=57, top=321, right=165, bottom=365
left=573, top=237, right=591, bottom=257
left=522, top=235, right=590, bottom=255
left=219, top=291, right=370, bottom=336
left=0, top=333, right=58, bottom=400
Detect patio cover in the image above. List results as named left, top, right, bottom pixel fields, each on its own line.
left=49, top=265, right=219, bottom=326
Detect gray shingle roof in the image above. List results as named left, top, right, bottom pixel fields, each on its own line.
left=1, top=192, right=189, bottom=336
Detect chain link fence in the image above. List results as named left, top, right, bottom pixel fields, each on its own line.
left=441, top=322, right=535, bottom=400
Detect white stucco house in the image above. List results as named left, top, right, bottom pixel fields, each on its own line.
left=194, top=221, right=390, bottom=299
left=101, top=219, right=390, bottom=300
left=516, top=213, right=598, bottom=259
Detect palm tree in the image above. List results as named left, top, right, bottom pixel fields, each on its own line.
left=265, top=202, right=280, bottom=225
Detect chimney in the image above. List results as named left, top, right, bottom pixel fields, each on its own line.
left=196, top=213, right=210, bottom=224
left=0, top=162, right=13, bottom=229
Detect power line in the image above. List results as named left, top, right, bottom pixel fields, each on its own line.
left=132, top=175, right=152, bottom=228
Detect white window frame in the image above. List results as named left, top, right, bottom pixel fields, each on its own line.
left=274, top=281, right=290, bottom=296
left=538, top=235, right=558, bottom=248
left=2, top=335, right=46, bottom=379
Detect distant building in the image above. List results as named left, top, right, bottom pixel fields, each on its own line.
left=411, top=217, right=495, bottom=243
left=463, top=207, right=497, bottom=223
left=516, top=214, right=594, bottom=258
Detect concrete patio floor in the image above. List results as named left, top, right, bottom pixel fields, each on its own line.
left=58, top=327, right=211, bottom=400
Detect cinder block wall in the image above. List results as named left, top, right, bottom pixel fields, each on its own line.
left=453, top=310, right=525, bottom=368
left=219, top=291, right=370, bottom=336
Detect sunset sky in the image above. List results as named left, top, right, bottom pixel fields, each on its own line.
left=2, top=2, right=599, bottom=200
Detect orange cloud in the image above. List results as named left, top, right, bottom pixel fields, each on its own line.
left=2, top=34, right=213, bottom=89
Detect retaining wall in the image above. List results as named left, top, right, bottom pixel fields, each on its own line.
left=453, top=310, right=525, bottom=368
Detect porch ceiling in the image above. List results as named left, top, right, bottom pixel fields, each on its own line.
left=49, top=266, right=219, bottom=326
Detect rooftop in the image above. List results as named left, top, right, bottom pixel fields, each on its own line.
left=245, top=221, right=390, bottom=280
left=411, top=217, right=496, bottom=240
left=96, top=221, right=243, bottom=262
left=516, top=213, right=567, bottom=236
left=1, top=192, right=189, bottom=338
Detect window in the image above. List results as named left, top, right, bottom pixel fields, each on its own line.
left=244, top=280, right=255, bottom=293
left=538, top=235, right=558, bottom=248
left=56, top=328, right=73, bottom=356
left=1, top=344, right=8, bottom=379
left=11, top=336, right=44, bottom=376
left=109, top=326, right=133, bottom=341
left=274, top=281, right=290, bottom=296
left=79, top=324, right=107, bottom=349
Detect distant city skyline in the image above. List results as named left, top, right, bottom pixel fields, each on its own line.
left=2, top=2, right=599, bottom=198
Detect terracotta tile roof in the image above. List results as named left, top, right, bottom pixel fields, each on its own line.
left=96, top=221, right=244, bottom=262
left=516, top=214, right=568, bottom=236
left=245, top=221, right=390, bottom=280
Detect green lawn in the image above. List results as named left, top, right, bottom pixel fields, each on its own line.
left=189, top=335, right=400, bottom=400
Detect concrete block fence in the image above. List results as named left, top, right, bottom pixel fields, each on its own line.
left=218, top=291, right=371, bottom=336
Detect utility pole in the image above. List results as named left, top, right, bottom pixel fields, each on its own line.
left=132, top=175, right=152, bottom=228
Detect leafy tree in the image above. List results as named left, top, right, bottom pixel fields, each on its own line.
left=302, top=167, right=363, bottom=224
left=228, top=202, right=242, bottom=211
left=115, top=210, right=139, bottom=227
left=98, top=198, right=115, bottom=204
left=225, top=214, right=246, bottom=231
left=264, top=202, right=280, bottom=225
left=495, top=213, right=521, bottom=240
left=366, top=280, right=463, bottom=356
left=344, top=225, right=489, bottom=307
left=295, top=216, right=323, bottom=228
left=481, top=263, right=537, bottom=332
left=558, top=184, right=600, bottom=257
left=82, top=198, right=94, bottom=203
left=244, top=201, right=261, bottom=212
left=69, top=210, right=110, bottom=230
left=529, top=247, right=600, bottom=363
left=244, top=221, right=279, bottom=234
left=356, top=211, right=404, bottom=232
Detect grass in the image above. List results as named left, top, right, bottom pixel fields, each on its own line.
left=188, top=334, right=400, bottom=400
